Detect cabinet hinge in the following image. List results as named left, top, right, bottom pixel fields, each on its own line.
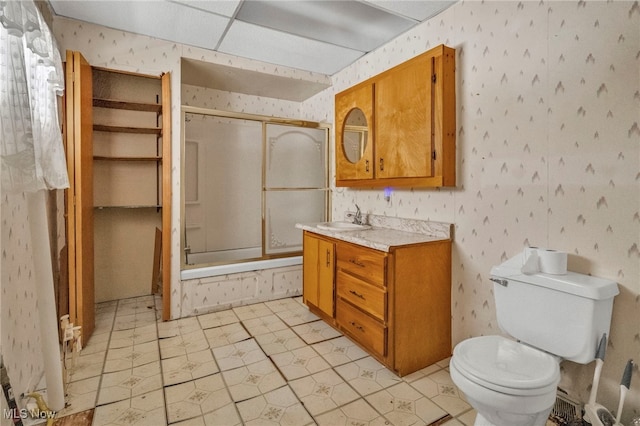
left=432, top=151, right=437, bottom=160
left=432, top=73, right=437, bottom=84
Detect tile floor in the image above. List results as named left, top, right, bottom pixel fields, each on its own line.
left=58, top=295, right=479, bottom=426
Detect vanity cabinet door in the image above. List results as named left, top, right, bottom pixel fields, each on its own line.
left=375, top=54, right=434, bottom=179
left=335, top=83, right=374, bottom=182
left=302, top=232, right=335, bottom=317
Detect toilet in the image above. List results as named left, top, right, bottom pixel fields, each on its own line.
left=450, top=250, right=619, bottom=426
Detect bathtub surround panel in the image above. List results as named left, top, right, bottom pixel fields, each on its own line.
left=180, top=266, right=303, bottom=317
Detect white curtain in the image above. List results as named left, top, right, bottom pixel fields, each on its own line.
left=0, top=0, right=69, bottom=193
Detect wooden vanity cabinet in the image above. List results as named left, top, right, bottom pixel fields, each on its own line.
left=303, top=230, right=452, bottom=376
left=335, top=44, right=456, bottom=188
left=302, top=232, right=335, bottom=319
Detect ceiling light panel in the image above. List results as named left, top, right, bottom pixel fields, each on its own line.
left=235, top=0, right=417, bottom=52
left=365, top=1, right=457, bottom=21
left=218, top=20, right=364, bottom=75
left=50, top=0, right=229, bottom=52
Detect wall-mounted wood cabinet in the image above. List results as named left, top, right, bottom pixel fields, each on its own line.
left=302, top=230, right=452, bottom=376
left=335, top=44, right=456, bottom=188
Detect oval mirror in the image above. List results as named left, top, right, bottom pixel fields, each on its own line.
left=342, top=108, right=368, bottom=164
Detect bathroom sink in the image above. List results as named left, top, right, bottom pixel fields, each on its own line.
left=316, top=221, right=371, bottom=231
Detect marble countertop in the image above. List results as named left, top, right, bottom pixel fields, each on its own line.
left=296, top=216, right=452, bottom=252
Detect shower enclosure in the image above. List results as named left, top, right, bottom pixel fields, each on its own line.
left=182, top=109, right=329, bottom=267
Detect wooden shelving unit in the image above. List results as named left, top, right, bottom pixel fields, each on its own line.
left=91, top=67, right=171, bottom=309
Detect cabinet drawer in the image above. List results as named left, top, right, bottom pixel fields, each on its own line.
left=336, top=299, right=386, bottom=358
left=336, top=243, right=386, bottom=286
left=336, top=270, right=386, bottom=321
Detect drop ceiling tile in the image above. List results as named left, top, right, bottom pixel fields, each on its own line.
left=169, top=0, right=241, bottom=17
left=235, top=0, right=417, bottom=52
left=218, top=20, right=364, bottom=75
left=50, top=0, right=229, bottom=51
left=365, top=0, right=457, bottom=21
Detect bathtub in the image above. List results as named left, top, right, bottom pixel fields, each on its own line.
left=180, top=255, right=303, bottom=280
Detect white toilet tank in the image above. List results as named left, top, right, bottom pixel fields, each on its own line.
left=490, top=252, right=619, bottom=364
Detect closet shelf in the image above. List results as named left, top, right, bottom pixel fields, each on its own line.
left=93, top=124, right=162, bottom=135
left=94, top=205, right=162, bottom=210
left=93, top=98, right=162, bottom=113
left=94, top=156, right=162, bottom=162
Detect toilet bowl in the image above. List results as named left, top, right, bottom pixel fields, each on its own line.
left=450, top=336, right=560, bottom=426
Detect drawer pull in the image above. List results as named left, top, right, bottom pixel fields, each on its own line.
left=349, top=289, right=365, bottom=300
left=349, top=321, right=364, bottom=332
left=349, top=258, right=365, bottom=267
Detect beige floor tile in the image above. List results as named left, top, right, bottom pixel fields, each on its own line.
left=456, top=409, right=477, bottom=425
left=402, top=363, right=443, bottom=383
left=113, top=311, right=157, bottom=331
left=274, top=305, right=320, bottom=326
left=159, top=329, right=209, bottom=359
left=442, top=418, right=465, bottom=426
left=161, top=349, right=220, bottom=386
left=292, top=320, right=342, bottom=344
left=97, top=361, right=162, bottom=406
left=164, top=373, right=233, bottom=424
left=236, top=386, right=314, bottom=425
left=312, top=336, right=368, bottom=366
left=264, top=298, right=303, bottom=313
left=172, top=403, right=242, bottom=426
left=92, top=389, right=166, bottom=426
left=222, top=359, right=286, bottom=402
left=212, top=338, right=267, bottom=371
left=412, top=369, right=471, bottom=417
left=289, top=368, right=359, bottom=416
left=56, top=376, right=100, bottom=418
left=334, top=356, right=402, bottom=396
left=242, top=314, right=289, bottom=337
left=314, top=398, right=389, bottom=426
left=270, top=346, right=330, bottom=380
left=109, top=324, right=158, bottom=349
left=197, top=309, right=239, bottom=330
left=103, top=341, right=160, bottom=373
left=157, top=317, right=201, bottom=339
left=232, top=303, right=273, bottom=320
left=68, top=351, right=105, bottom=382
left=203, top=322, right=250, bottom=349
left=365, top=381, right=448, bottom=426
left=254, top=328, right=307, bottom=356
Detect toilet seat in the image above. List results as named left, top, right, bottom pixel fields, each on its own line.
left=452, top=335, right=560, bottom=396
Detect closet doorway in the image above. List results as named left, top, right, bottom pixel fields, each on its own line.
left=64, top=51, right=172, bottom=342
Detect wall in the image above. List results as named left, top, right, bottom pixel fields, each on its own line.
left=51, top=1, right=640, bottom=420
left=301, top=1, right=640, bottom=422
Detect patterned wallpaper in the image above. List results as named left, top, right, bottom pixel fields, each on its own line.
left=49, top=1, right=639, bottom=421
left=301, top=1, right=639, bottom=420
left=1, top=193, right=46, bottom=402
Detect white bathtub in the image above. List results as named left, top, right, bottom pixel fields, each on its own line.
left=180, top=256, right=303, bottom=280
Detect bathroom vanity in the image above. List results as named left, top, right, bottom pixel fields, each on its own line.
left=297, top=216, right=452, bottom=376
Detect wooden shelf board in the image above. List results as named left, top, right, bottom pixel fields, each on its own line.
left=93, top=98, right=162, bottom=113
left=93, top=124, right=162, bottom=135
left=94, top=205, right=162, bottom=209
left=93, top=156, right=162, bottom=162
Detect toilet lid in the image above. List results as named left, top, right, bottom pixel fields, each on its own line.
left=453, top=335, right=560, bottom=392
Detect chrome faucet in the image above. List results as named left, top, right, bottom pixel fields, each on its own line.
left=348, top=204, right=363, bottom=225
